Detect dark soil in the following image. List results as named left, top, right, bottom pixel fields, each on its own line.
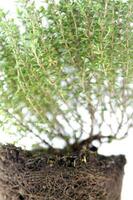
left=0, top=144, right=126, bottom=200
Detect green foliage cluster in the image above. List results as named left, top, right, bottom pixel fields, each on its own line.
left=0, top=0, right=132, bottom=148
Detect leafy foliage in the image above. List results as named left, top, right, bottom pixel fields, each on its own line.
left=0, top=0, right=132, bottom=148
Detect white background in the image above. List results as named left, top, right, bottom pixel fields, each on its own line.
left=0, top=1, right=132, bottom=199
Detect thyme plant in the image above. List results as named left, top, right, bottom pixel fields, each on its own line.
left=0, top=0, right=132, bottom=148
